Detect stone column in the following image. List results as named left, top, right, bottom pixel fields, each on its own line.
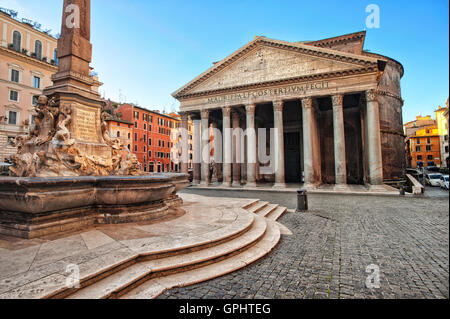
left=210, top=121, right=218, bottom=184
left=302, top=97, right=315, bottom=187
left=192, top=114, right=201, bottom=185
left=232, top=110, right=242, bottom=187
left=245, top=104, right=257, bottom=187
left=200, top=109, right=210, bottom=186
left=365, top=89, right=384, bottom=185
left=332, top=94, right=347, bottom=186
left=221, top=106, right=231, bottom=187
left=180, top=112, right=189, bottom=175
left=273, top=100, right=286, bottom=188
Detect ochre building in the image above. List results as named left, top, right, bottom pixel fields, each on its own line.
left=0, top=10, right=58, bottom=161
left=116, top=103, right=179, bottom=173
left=173, top=31, right=405, bottom=187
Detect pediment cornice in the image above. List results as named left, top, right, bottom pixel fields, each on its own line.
left=173, top=36, right=380, bottom=99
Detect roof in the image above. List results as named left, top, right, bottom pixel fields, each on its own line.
left=172, top=33, right=383, bottom=99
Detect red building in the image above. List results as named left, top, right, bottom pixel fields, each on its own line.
left=116, top=104, right=179, bottom=173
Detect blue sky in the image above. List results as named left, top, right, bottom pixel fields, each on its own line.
left=1, top=0, right=448, bottom=122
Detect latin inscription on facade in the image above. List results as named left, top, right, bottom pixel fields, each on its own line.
left=75, top=108, right=98, bottom=142
left=207, top=81, right=330, bottom=104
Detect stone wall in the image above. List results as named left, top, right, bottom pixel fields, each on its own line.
left=378, top=60, right=406, bottom=180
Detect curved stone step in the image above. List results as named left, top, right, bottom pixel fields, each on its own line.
left=246, top=201, right=269, bottom=214
left=266, top=206, right=288, bottom=221
left=121, top=220, right=281, bottom=299
left=65, top=215, right=268, bottom=299
left=256, top=203, right=278, bottom=217
left=44, top=208, right=255, bottom=299
left=241, top=199, right=260, bottom=210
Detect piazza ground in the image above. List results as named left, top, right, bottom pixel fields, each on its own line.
left=158, top=190, right=449, bottom=299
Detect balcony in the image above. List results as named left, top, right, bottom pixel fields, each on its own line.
left=5, top=44, right=58, bottom=66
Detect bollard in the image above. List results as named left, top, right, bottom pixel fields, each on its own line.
left=296, top=189, right=308, bottom=212
left=399, top=186, right=405, bottom=196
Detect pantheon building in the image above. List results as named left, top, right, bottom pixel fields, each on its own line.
left=173, top=31, right=405, bottom=189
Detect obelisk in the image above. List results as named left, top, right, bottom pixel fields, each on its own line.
left=44, top=0, right=108, bottom=157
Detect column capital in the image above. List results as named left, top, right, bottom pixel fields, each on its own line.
left=179, top=111, right=189, bottom=121
left=222, top=106, right=231, bottom=117
left=331, top=94, right=344, bottom=107
left=273, top=100, right=284, bottom=112
left=245, top=104, right=256, bottom=114
left=366, top=89, right=378, bottom=102
left=301, top=97, right=313, bottom=109
left=200, top=109, right=209, bottom=119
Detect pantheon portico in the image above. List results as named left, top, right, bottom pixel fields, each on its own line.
left=173, top=31, right=405, bottom=188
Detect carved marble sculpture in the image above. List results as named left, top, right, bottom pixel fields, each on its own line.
left=9, top=95, right=141, bottom=177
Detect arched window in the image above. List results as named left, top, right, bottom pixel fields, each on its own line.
left=53, top=49, right=59, bottom=66
left=35, top=40, right=42, bottom=60
left=12, top=31, right=21, bottom=51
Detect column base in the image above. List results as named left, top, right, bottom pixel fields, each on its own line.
left=244, top=182, right=257, bottom=188
left=199, top=181, right=210, bottom=187
left=221, top=182, right=232, bottom=188
left=302, top=183, right=317, bottom=191
left=192, top=179, right=200, bottom=186
left=334, top=184, right=350, bottom=191
left=232, top=181, right=242, bottom=187
left=272, top=183, right=286, bottom=189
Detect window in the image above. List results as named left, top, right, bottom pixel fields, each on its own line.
left=148, top=138, right=152, bottom=146
left=117, top=131, right=120, bottom=138
left=427, top=155, right=433, bottom=160
left=134, top=145, right=138, bottom=152
left=8, top=111, right=17, bottom=125
left=9, top=90, right=19, bottom=102
left=127, top=144, right=130, bottom=150
left=149, top=125, right=152, bottom=132
left=134, top=133, right=138, bottom=141
left=11, top=69, right=20, bottom=83
left=148, top=151, right=152, bottom=157
left=128, top=133, right=131, bottom=139
left=33, top=76, right=41, bottom=89
left=34, top=40, right=42, bottom=60
left=12, top=31, right=21, bottom=51
left=143, top=134, right=146, bottom=143
left=427, top=137, right=431, bottom=144
left=144, top=146, right=147, bottom=152
left=134, top=122, right=138, bottom=128
left=445, top=146, right=449, bottom=153
left=144, top=123, right=147, bottom=130
left=415, top=146, right=421, bottom=152
left=54, top=49, right=59, bottom=66
left=417, top=155, right=423, bottom=160
left=426, top=145, right=432, bottom=151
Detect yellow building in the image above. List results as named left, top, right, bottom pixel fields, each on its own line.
left=408, top=127, right=441, bottom=168
left=435, top=99, right=449, bottom=167
left=0, top=9, right=58, bottom=161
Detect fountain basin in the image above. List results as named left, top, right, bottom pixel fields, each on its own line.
left=0, top=173, right=189, bottom=239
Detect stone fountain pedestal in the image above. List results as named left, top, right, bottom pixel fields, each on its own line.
left=0, top=173, right=189, bottom=239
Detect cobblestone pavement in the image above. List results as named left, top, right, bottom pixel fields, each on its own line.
left=157, top=194, right=449, bottom=299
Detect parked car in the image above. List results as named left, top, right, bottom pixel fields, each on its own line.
left=427, top=166, right=440, bottom=172
left=425, top=173, right=443, bottom=187
left=440, top=175, right=449, bottom=190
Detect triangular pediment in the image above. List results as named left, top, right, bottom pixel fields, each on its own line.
left=173, top=36, right=379, bottom=98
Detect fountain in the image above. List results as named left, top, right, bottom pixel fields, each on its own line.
left=0, top=0, right=188, bottom=239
